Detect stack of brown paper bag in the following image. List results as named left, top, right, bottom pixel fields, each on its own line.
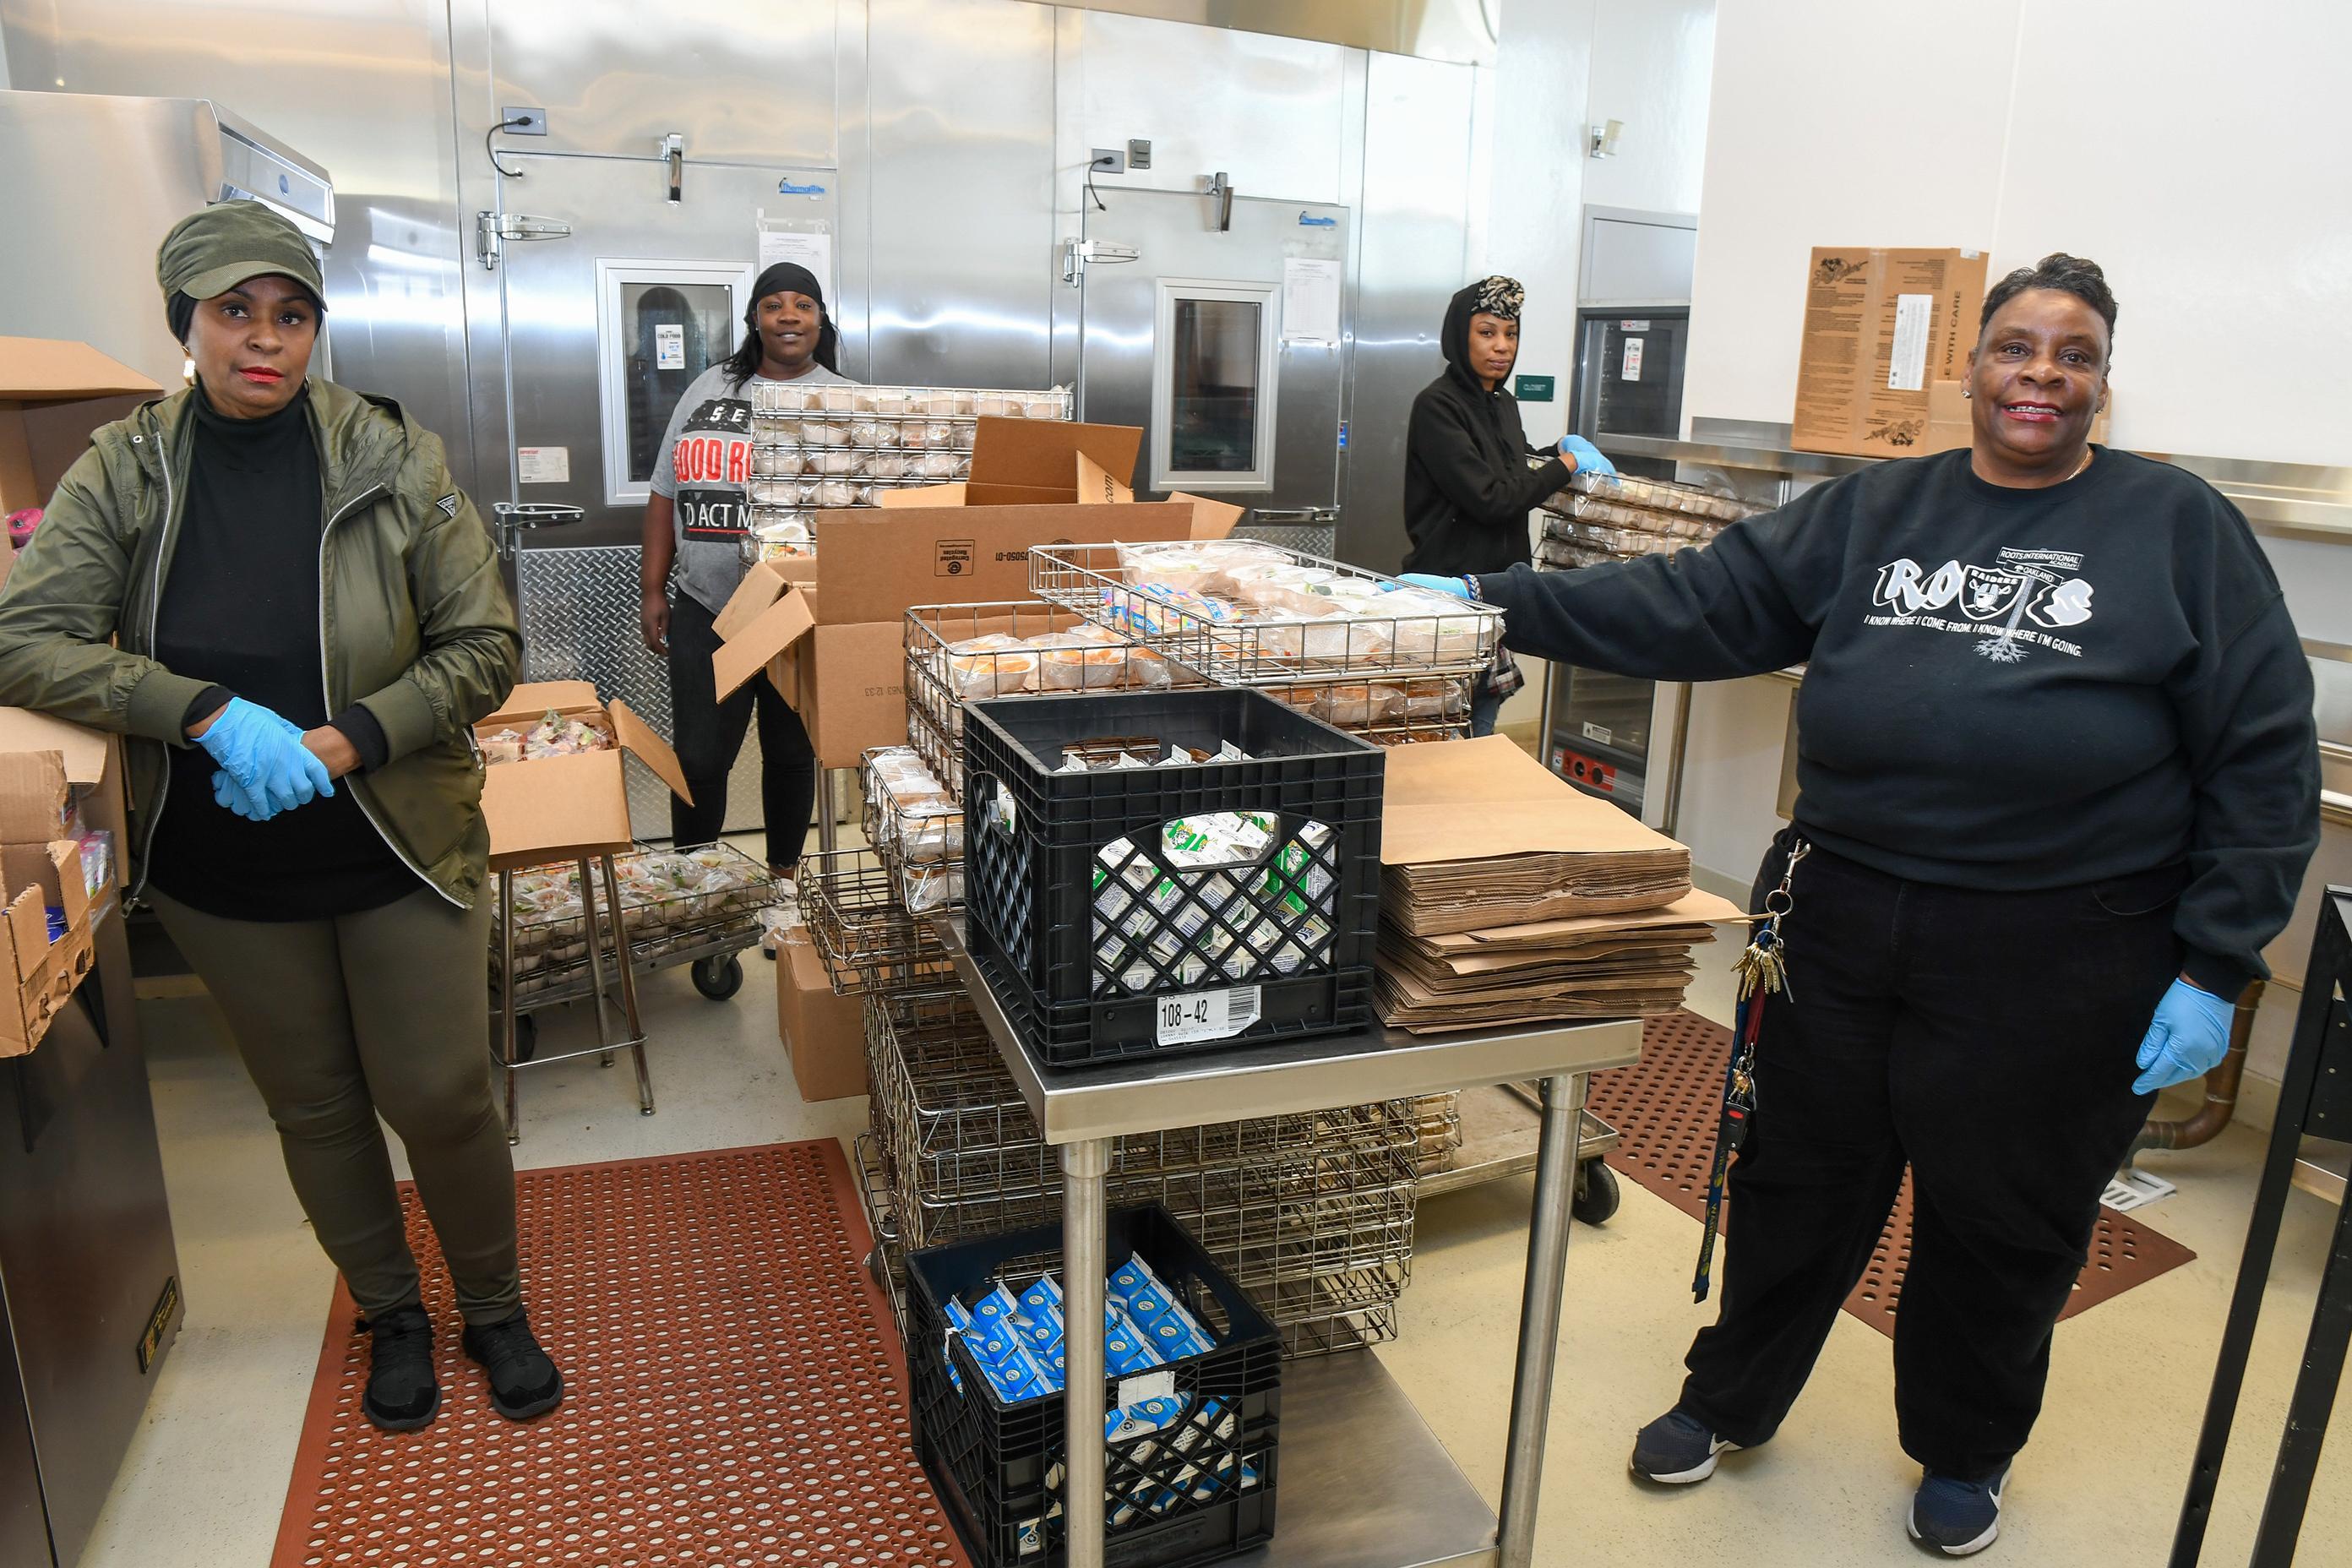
left=1374, top=736, right=1745, bottom=1032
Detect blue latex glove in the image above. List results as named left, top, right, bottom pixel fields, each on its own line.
left=1559, top=433, right=1618, bottom=476
left=2132, top=977, right=2235, bottom=1095
left=195, top=697, right=332, bottom=816
left=211, top=768, right=275, bottom=823
left=1393, top=572, right=1473, bottom=599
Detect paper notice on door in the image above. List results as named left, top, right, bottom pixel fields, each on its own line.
left=517, top=446, right=569, bottom=484
left=655, top=323, right=685, bottom=370
left=1886, top=292, right=1934, bottom=391
left=1282, top=258, right=1342, bottom=345
left=757, top=227, right=834, bottom=302
left=1620, top=337, right=1644, bottom=382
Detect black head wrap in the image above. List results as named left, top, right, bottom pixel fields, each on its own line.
left=722, top=260, right=840, bottom=382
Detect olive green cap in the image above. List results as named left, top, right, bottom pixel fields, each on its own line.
left=155, top=200, right=325, bottom=307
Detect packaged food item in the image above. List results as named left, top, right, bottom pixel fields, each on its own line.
left=943, top=632, right=1037, bottom=699
left=1306, top=683, right=1405, bottom=727
left=817, top=384, right=859, bottom=412
left=801, top=418, right=852, bottom=447
left=811, top=479, right=859, bottom=508
left=972, top=391, right=1015, bottom=418
left=862, top=389, right=910, bottom=417
left=863, top=449, right=909, bottom=479
left=1399, top=678, right=1469, bottom=719
left=912, top=449, right=961, bottom=480
left=1100, top=583, right=1235, bottom=639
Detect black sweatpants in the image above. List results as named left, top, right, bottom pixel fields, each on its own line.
left=666, top=590, right=818, bottom=869
left=1679, top=832, right=2182, bottom=1479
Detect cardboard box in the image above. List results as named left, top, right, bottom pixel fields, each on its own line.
left=776, top=934, right=868, bottom=1102
left=475, top=681, right=692, bottom=870
left=0, top=708, right=128, bottom=889
left=1919, top=378, right=2112, bottom=455
left=1791, top=248, right=1989, bottom=457
left=0, top=744, right=102, bottom=1058
left=1, top=336, right=162, bottom=515
left=714, top=417, right=1222, bottom=769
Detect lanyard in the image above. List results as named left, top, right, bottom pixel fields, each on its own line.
left=1692, top=839, right=1808, bottom=1304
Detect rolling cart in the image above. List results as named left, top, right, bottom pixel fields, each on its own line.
left=939, top=912, right=1644, bottom=1568
left=490, top=842, right=780, bottom=1141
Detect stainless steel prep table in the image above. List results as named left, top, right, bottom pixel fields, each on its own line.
left=938, top=914, right=1644, bottom=1568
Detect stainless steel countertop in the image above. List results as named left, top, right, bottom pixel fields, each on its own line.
left=936, top=914, right=1644, bottom=1146
left=1603, top=420, right=2352, bottom=544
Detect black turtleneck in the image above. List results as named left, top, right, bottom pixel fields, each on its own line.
left=145, top=383, right=417, bottom=920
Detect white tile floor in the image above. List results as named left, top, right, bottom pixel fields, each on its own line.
left=83, top=924, right=2349, bottom=1568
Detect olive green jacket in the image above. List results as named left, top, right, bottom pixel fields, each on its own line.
left=0, top=380, right=520, bottom=909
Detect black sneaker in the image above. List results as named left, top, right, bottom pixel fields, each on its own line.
left=1908, top=1462, right=2010, bottom=1556
left=1629, top=1407, right=1745, bottom=1484
left=359, top=1305, right=440, bottom=1432
left=461, top=1307, right=564, bottom=1421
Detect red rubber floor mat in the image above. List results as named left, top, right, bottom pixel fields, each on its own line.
left=272, top=1141, right=966, bottom=1568
left=1589, top=1012, right=2195, bottom=1335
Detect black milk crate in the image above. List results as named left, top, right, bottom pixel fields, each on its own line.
left=906, top=1204, right=1282, bottom=1568
left=961, top=689, right=1383, bottom=1067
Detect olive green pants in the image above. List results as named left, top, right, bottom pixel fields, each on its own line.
left=150, top=885, right=522, bottom=1326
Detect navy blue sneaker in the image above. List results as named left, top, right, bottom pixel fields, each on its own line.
left=1629, top=1407, right=1744, bottom=1484
left=1908, top=1463, right=2010, bottom=1555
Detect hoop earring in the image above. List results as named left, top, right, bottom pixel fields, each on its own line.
left=182, top=348, right=197, bottom=388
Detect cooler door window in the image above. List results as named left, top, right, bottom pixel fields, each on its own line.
left=1152, top=279, right=1280, bottom=491
left=594, top=260, right=753, bottom=505
left=1576, top=313, right=1688, bottom=442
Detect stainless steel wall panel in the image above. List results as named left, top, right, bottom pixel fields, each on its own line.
left=482, top=0, right=839, bottom=166
left=517, top=545, right=765, bottom=837
left=1, top=0, right=480, bottom=492
left=1071, top=9, right=1350, bottom=204
left=863, top=0, right=1057, bottom=391
left=1342, top=50, right=1477, bottom=573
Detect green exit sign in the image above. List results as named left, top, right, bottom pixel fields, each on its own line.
left=1514, top=373, right=1556, bottom=401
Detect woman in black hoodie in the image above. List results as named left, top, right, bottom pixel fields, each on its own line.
left=1402, top=275, right=1612, bottom=732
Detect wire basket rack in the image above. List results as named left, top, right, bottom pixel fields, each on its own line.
left=748, top=382, right=1073, bottom=420
left=489, top=842, right=780, bottom=1004
left=1413, top=1092, right=1466, bottom=1176
left=859, top=747, right=966, bottom=916
left=1028, top=541, right=1504, bottom=690
left=863, top=988, right=1419, bottom=1355
left=852, top=1131, right=906, bottom=1321
left=903, top=601, right=1195, bottom=795
left=795, top=847, right=956, bottom=996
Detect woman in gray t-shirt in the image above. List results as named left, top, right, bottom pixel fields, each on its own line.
left=640, top=262, right=851, bottom=894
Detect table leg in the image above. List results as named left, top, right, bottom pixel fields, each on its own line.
left=596, top=853, right=656, bottom=1116
left=1059, top=1137, right=1113, bottom=1568
left=1496, top=1070, right=1589, bottom=1567
left=579, top=857, right=617, bottom=1067
left=2248, top=1188, right=2352, bottom=1565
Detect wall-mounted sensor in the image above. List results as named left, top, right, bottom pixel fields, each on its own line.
left=1588, top=119, right=1625, bottom=159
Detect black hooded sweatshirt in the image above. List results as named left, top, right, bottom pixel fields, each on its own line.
left=1400, top=282, right=1571, bottom=577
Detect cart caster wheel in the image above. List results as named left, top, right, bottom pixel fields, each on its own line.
left=1572, top=1157, right=1620, bottom=1226
left=510, top=1014, right=537, bottom=1064
left=691, top=953, right=745, bottom=1000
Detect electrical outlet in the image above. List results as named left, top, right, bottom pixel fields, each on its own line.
left=500, top=106, right=548, bottom=135
left=1090, top=147, right=1125, bottom=173
left=1127, top=139, right=1152, bottom=169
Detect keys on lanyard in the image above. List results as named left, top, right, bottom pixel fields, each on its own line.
left=1692, top=839, right=1808, bottom=1304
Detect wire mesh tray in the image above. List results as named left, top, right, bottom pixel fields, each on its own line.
left=853, top=1131, right=907, bottom=1328
left=1030, top=541, right=1503, bottom=686
left=749, top=383, right=1072, bottom=418
left=797, top=847, right=956, bottom=996
left=1542, top=466, right=1764, bottom=524
left=868, top=988, right=1418, bottom=1346
left=491, top=844, right=779, bottom=999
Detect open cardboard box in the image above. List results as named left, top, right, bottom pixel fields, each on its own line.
left=0, top=737, right=113, bottom=1059
left=1, top=335, right=162, bottom=519
left=475, top=681, right=692, bottom=871
left=1791, top=248, right=1989, bottom=458
left=715, top=417, right=1238, bottom=768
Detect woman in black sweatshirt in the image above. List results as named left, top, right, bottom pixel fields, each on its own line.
left=1411, top=255, right=2319, bottom=1555
left=1402, top=275, right=1609, bottom=733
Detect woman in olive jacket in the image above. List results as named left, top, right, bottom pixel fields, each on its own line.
left=0, top=201, right=558, bottom=1432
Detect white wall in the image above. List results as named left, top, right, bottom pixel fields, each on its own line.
left=1480, top=0, right=1718, bottom=733
left=1685, top=0, right=2352, bottom=466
